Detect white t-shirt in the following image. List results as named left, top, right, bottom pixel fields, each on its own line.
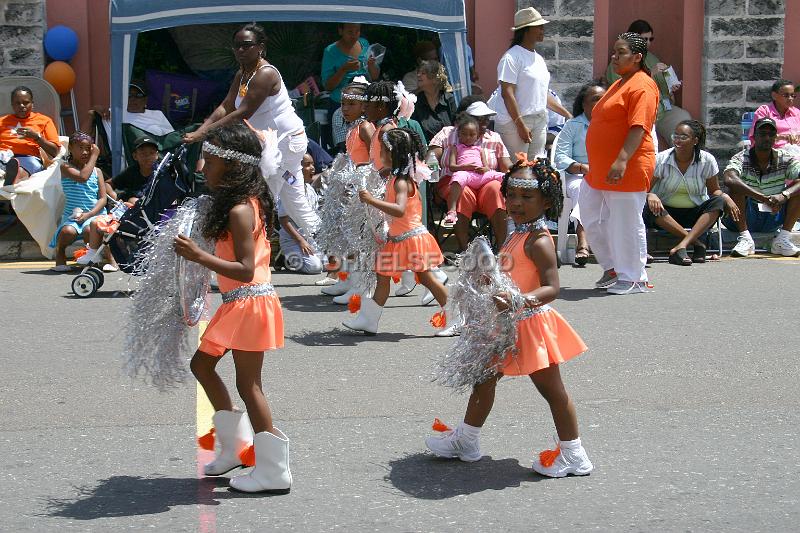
left=103, top=109, right=175, bottom=137
left=488, top=45, right=550, bottom=125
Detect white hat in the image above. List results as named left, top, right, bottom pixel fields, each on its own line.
left=512, top=7, right=549, bottom=31
left=465, top=101, right=496, bottom=117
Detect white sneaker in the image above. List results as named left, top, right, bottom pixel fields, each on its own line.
left=532, top=440, right=593, bottom=478
left=606, top=280, right=653, bottom=295
left=314, top=276, right=337, bottom=286
left=434, top=322, right=462, bottom=337
left=731, top=235, right=755, bottom=257
left=770, top=236, right=800, bottom=257
left=425, top=425, right=482, bottom=462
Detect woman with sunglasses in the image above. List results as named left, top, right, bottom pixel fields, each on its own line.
left=644, top=120, right=738, bottom=265
left=747, top=79, right=800, bottom=155
left=184, top=23, right=319, bottom=235
left=605, top=19, right=691, bottom=148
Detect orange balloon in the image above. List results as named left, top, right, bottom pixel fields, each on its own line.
left=43, top=61, right=76, bottom=94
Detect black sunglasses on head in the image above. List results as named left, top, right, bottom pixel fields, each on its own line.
left=232, top=41, right=259, bottom=50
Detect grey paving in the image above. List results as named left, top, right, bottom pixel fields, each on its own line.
left=1, top=256, right=798, bottom=532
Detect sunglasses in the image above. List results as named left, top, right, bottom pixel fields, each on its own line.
left=232, top=41, right=259, bottom=50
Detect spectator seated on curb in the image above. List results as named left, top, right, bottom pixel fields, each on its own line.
left=722, top=117, right=800, bottom=257
left=747, top=79, right=800, bottom=157
left=277, top=152, right=324, bottom=274
left=1, top=85, right=61, bottom=186
left=644, top=120, right=737, bottom=265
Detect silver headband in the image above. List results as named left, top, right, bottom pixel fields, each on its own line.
left=367, top=95, right=392, bottom=102
left=202, top=141, right=260, bottom=166
left=507, top=176, right=540, bottom=189
left=342, top=92, right=368, bottom=101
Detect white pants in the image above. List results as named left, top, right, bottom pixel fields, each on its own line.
left=278, top=228, right=324, bottom=274
left=579, top=182, right=648, bottom=283
left=565, top=175, right=583, bottom=224
left=266, top=132, right=321, bottom=236
left=495, top=110, right=548, bottom=160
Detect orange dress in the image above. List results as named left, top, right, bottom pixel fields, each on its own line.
left=369, top=120, right=395, bottom=170
left=375, top=176, right=443, bottom=277
left=497, top=229, right=587, bottom=375
left=346, top=121, right=371, bottom=165
left=198, top=198, right=284, bottom=357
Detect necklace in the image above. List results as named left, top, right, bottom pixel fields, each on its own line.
left=375, top=116, right=395, bottom=127
left=347, top=117, right=365, bottom=130
left=513, top=216, right=548, bottom=233
left=239, top=60, right=264, bottom=97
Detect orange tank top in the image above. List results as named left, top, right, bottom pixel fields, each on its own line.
left=370, top=121, right=395, bottom=169
left=499, top=223, right=552, bottom=293
left=385, top=176, right=423, bottom=236
left=214, top=198, right=272, bottom=293
left=346, top=121, right=370, bottom=165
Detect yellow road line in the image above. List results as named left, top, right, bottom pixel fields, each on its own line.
left=0, top=261, right=57, bottom=269
left=196, top=321, right=214, bottom=436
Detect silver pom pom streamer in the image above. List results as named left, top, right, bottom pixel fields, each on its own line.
left=315, top=153, right=355, bottom=258
left=122, top=196, right=215, bottom=391
left=433, top=236, right=526, bottom=393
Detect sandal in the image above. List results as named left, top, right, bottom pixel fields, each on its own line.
left=574, top=246, right=590, bottom=266
left=646, top=253, right=655, bottom=265
left=692, top=243, right=707, bottom=263
left=668, top=248, right=692, bottom=266
left=442, top=210, right=458, bottom=227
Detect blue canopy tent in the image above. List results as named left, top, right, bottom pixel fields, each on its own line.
left=109, top=0, right=470, bottom=173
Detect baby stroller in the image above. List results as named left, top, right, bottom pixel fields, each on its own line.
left=71, top=145, right=200, bottom=297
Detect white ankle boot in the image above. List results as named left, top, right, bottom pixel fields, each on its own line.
left=333, top=272, right=362, bottom=304
left=394, top=270, right=417, bottom=296
left=341, top=296, right=383, bottom=335
left=420, top=268, right=448, bottom=306
left=229, top=429, right=292, bottom=494
left=321, top=269, right=352, bottom=296
left=204, top=410, right=254, bottom=476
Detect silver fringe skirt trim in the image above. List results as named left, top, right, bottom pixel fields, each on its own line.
left=387, top=225, right=428, bottom=243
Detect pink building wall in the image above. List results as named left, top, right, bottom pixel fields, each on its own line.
left=467, top=0, right=515, bottom=97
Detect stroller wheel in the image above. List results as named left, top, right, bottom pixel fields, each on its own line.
left=72, top=273, right=97, bottom=298
left=87, top=267, right=105, bottom=288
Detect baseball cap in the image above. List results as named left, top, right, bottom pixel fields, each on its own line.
left=465, top=101, right=497, bottom=117
left=129, top=82, right=147, bottom=97
left=754, top=117, right=777, bottom=131
left=132, top=135, right=159, bottom=151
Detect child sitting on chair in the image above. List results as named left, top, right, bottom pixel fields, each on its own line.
left=443, top=114, right=505, bottom=227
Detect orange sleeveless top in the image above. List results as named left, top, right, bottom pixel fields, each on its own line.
left=214, top=198, right=272, bottom=293
left=346, top=121, right=370, bottom=165
left=370, top=121, right=395, bottom=169
left=499, top=224, right=552, bottom=293
left=385, top=176, right=423, bottom=236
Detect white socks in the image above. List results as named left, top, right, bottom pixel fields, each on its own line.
left=459, top=422, right=481, bottom=440
left=779, top=228, right=792, bottom=240
left=739, top=230, right=752, bottom=240
left=559, top=437, right=582, bottom=450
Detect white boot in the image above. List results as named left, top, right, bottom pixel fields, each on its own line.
left=321, top=274, right=350, bottom=296
left=420, top=268, right=448, bottom=306
left=341, top=297, right=383, bottom=335
left=333, top=271, right=362, bottom=304
left=394, top=270, right=417, bottom=296
left=229, top=429, right=292, bottom=494
left=204, top=410, right=254, bottom=476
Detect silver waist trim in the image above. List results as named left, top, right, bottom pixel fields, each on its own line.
left=517, top=304, right=553, bottom=320
left=221, top=283, right=276, bottom=304
left=387, top=226, right=428, bottom=243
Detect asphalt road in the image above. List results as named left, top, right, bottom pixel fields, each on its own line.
left=1, top=255, right=798, bottom=532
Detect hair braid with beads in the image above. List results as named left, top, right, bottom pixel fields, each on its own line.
left=366, top=80, right=399, bottom=119
left=383, top=127, right=425, bottom=178
left=501, top=157, right=563, bottom=221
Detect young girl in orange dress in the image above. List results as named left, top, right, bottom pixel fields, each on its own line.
left=425, top=156, right=594, bottom=478
left=342, top=127, right=448, bottom=335
left=341, top=80, right=374, bottom=166
left=173, top=122, right=290, bottom=494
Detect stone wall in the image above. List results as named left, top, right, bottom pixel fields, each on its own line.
left=0, top=0, right=46, bottom=78
left=515, top=0, right=595, bottom=108
left=704, top=0, right=785, bottom=163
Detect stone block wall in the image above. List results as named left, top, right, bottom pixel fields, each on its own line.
left=704, top=0, right=785, bottom=163
left=0, top=0, right=46, bottom=78
left=516, top=0, right=595, bottom=108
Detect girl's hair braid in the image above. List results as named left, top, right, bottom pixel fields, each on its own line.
left=366, top=80, right=399, bottom=118
left=383, top=127, right=425, bottom=178
left=201, top=122, right=273, bottom=241
left=501, top=157, right=563, bottom=221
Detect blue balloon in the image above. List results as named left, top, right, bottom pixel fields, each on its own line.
left=44, top=25, right=79, bottom=61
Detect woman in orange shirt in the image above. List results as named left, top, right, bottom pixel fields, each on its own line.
left=582, top=33, right=659, bottom=295
left=1, top=86, right=60, bottom=185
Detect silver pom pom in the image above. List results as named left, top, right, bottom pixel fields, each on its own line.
left=122, top=196, right=214, bottom=391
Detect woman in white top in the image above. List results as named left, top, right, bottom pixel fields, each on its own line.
left=488, top=7, right=571, bottom=159
left=184, top=23, right=319, bottom=235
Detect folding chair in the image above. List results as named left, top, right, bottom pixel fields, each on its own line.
left=549, top=130, right=577, bottom=264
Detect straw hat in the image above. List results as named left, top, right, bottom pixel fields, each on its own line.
left=512, top=7, right=549, bottom=31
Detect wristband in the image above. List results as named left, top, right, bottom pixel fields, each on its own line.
left=525, top=294, right=542, bottom=308
left=513, top=116, right=523, bottom=124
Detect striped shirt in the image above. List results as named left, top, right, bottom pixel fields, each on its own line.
left=651, top=149, right=719, bottom=207
left=61, top=168, right=100, bottom=218
left=429, top=126, right=510, bottom=177
left=725, top=148, right=800, bottom=196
